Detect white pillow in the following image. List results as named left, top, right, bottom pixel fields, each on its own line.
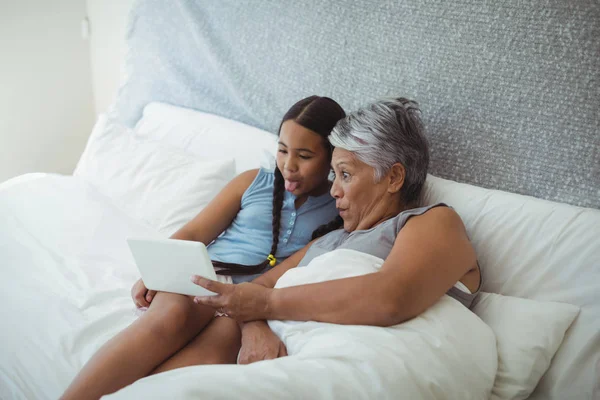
left=74, top=115, right=235, bottom=236
left=423, top=175, right=600, bottom=399
left=134, top=102, right=278, bottom=174
left=472, top=292, right=579, bottom=400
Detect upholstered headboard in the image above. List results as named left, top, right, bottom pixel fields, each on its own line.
left=113, top=0, right=599, bottom=208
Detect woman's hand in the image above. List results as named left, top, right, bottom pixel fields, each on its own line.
left=191, top=276, right=272, bottom=321
left=131, top=278, right=157, bottom=308
left=238, top=320, right=287, bottom=364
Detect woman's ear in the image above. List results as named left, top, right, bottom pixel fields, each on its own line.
left=387, top=163, right=405, bottom=194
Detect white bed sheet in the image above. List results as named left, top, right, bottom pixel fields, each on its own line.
left=0, top=174, right=497, bottom=400
left=0, top=174, right=161, bottom=399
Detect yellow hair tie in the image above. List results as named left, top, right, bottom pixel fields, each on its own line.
left=267, top=254, right=277, bottom=267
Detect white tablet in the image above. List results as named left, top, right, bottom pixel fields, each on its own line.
left=127, top=238, right=218, bottom=297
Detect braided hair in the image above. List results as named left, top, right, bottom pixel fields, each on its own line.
left=310, top=215, right=344, bottom=240
left=214, top=96, right=346, bottom=275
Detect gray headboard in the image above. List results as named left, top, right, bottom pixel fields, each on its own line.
left=113, top=0, right=599, bottom=208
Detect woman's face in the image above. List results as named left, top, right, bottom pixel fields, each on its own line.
left=277, top=120, right=331, bottom=199
left=330, top=148, right=394, bottom=232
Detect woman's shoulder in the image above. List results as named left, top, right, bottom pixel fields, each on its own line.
left=402, top=203, right=461, bottom=226
left=394, top=202, right=456, bottom=232
left=395, top=203, right=469, bottom=246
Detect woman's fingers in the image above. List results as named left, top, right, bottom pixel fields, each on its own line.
left=191, top=276, right=232, bottom=309
left=278, top=341, right=288, bottom=357
left=237, top=348, right=252, bottom=365
left=193, top=294, right=223, bottom=308
left=238, top=345, right=278, bottom=364
left=191, top=275, right=230, bottom=294
left=194, top=282, right=272, bottom=322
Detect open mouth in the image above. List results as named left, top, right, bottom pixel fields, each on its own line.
left=284, top=180, right=300, bottom=192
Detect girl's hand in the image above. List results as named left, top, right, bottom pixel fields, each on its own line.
left=131, top=278, right=157, bottom=308
left=238, top=320, right=287, bottom=364
left=191, top=276, right=272, bottom=321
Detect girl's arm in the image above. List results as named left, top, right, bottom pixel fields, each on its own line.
left=131, top=169, right=258, bottom=307
left=171, top=169, right=259, bottom=243
left=194, top=207, right=477, bottom=327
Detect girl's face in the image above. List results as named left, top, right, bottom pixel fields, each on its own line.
left=277, top=120, right=331, bottom=200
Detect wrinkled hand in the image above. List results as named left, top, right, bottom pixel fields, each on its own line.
left=191, top=276, right=272, bottom=321
left=238, top=320, right=287, bottom=364
left=131, top=278, right=157, bottom=308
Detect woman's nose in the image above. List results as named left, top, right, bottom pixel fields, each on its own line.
left=330, top=178, right=341, bottom=199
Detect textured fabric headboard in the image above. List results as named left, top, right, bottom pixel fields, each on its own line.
left=113, top=0, right=599, bottom=208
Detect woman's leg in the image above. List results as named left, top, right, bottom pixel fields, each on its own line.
left=61, top=292, right=215, bottom=400
left=150, top=316, right=241, bottom=374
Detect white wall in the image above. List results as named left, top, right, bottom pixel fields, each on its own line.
left=86, top=0, right=134, bottom=115
left=0, top=0, right=96, bottom=183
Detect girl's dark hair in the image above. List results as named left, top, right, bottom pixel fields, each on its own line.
left=310, top=215, right=344, bottom=240
left=214, top=96, right=346, bottom=276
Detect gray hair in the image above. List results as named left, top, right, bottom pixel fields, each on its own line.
left=329, top=98, right=430, bottom=206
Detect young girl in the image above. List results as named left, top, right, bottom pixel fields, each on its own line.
left=61, top=96, right=346, bottom=400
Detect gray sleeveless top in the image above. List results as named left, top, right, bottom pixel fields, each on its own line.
left=298, top=203, right=481, bottom=308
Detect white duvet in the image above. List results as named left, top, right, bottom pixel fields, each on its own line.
left=0, top=174, right=497, bottom=400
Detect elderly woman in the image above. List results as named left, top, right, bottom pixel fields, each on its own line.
left=193, top=97, right=481, bottom=363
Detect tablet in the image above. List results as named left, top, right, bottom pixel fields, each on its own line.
left=127, top=238, right=218, bottom=297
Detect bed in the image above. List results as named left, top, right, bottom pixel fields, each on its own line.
left=1, top=0, right=599, bottom=399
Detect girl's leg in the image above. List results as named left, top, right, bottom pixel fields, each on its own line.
left=61, top=292, right=215, bottom=400
left=151, top=316, right=241, bottom=374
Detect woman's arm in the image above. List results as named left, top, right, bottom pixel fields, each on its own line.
left=267, top=207, right=476, bottom=325
left=170, top=169, right=259, bottom=243
left=233, top=223, right=314, bottom=364
left=194, top=207, right=477, bottom=327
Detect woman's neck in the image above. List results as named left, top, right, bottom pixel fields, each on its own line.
left=355, top=199, right=409, bottom=231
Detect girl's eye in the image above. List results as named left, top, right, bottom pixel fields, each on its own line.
left=299, top=155, right=312, bottom=160
left=278, top=149, right=288, bottom=154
